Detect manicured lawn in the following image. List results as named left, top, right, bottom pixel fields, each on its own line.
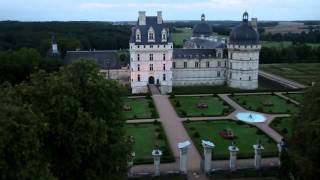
left=270, top=117, right=293, bottom=138
left=284, top=93, right=304, bottom=103
left=122, top=97, right=158, bottom=120
left=231, top=94, right=299, bottom=114
left=184, top=120, right=278, bottom=159
left=260, top=63, right=320, bottom=86
left=125, top=122, right=174, bottom=164
left=170, top=95, right=233, bottom=117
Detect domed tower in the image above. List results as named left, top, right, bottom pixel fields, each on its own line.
left=227, top=11, right=261, bottom=89
left=192, top=14, right=213, bottom=39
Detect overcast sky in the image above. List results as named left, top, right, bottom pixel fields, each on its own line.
left=0, top=0, right=319, bottom=21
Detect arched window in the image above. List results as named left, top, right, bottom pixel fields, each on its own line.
left=163, top=54, right=166, bottom=61
left=137, top=74, right=140, bottom=82
left=137, top=64, right=140, bottom=71
left=137, top=54, right=140, bottom=61
left=163, top=74, right=166, bottom=81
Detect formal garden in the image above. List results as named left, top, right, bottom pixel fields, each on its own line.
left=184, top=120, right=278, bottom=159
left=125, top=122, right=174, bottom=164
left=122, top=96, right=158, bottom=120
left=231, top=94, right=299, bottom=114
left=270, top=117, right=293, bottom=138
left=170, top=95, right=233, bottom=117
left=283, top=92, right=304, bottom=103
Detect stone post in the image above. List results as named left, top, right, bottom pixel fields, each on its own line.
left=253, top=141, right=264, bottom=169
left=178, top=141, right=191, bottom=174
left=152, top=149, right=162, bottom=176
left=202, top=140, right=215, bottom=173
left=228, top=143, right=239, bottom=171
left=277, top=139, right=286, bottom=166
left=127, top=152, right=135, bottom=175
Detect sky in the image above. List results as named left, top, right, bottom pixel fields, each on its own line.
left=0, top=0, right=319, bottom=21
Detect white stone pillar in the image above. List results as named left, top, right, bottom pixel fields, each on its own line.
left=228, top=145, right=239, bottom=171
left=202, top=140, right=215, bottom=173
left=277, top=139, right=286, bottom=166
left=152, top=149, right=162, bottom=176
left=253, top=143, right=264, bottom=169
left=127, top=152, right=135, bottom=175
left=178, top=141, right=191, bottom=174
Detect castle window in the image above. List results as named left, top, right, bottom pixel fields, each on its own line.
left=137, top=74, right=140, bottom=82
left=137, top=64, right=140, bottom=71
left=163, top=74, right=166, bottom=81
left=164, top=45, right=166, bottom=48
left=163, top=54, right=166, bottom=61
left=173, top=62, right=176, bottom=69
left=136, top=29, right=141, bottom=42
left=161, top=29, right=167, bottom=42
left=163, top=64, right=166, bottom=71
left=137, top=54, right=140, bottom=61
left=249, top=76, right=251, bottom=81
left=229, top=72, right=232, bottom=78
left=206, top=61, right=210, bottom=68
left=148, top=27, right=155, bottom=42
left=150, top=54, right=153, bottom=61
left=230, top=53, right=233, bottom=59
left=230, top=62, right=232, bottom=69
left=218, top=61, right=221, bottom=67
left=150, top=64, right=153, bottom=71
left=137, top=45, right=140, bottom=48
left=217, top=71, right=221, bottom=77
left=218, top=53, right=221, bottom=58
left=150, top=45, right=153, bottom=48
left=195, top=62, right=199, bottom=68
left=184, top=62, right=187, bottom=68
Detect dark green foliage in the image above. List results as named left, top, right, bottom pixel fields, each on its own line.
left=146, top=93, right=151, bottom=99
left=157, top=133, right=164, bottom=140
left=236, top=120, right=244, bottom=125
left=148, top=101, right=154, bottom=108
left=282, top=128, right=288, bottom=134
left=180, top=110, right=187, bottom=117
left=0, top=60, right=131, bottom=179
left=169, top=93, right=175, bottom=99
left=151, top=110, right=158, bottom=118
left=189, top=127, right=195, bottom=131
left=256, top=129, right=263, bottom=135
left=290, top=84, right=320, bottom=179
left=256, top=107, right=263, bottom=112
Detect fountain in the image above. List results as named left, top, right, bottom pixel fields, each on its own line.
left=235, top=112, right=266, bottom=123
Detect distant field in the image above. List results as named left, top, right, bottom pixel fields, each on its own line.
left=262, top=41, right=320, bottom=48
left=260, top=63, right=320, bottom=86
left=172, top=28, right=192, bottom=47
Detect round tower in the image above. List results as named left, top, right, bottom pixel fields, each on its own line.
left=227, top=12, right=261, bottom=89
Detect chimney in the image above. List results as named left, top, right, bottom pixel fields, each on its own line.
left=157, top=11, right=162, bottom=24
left=138, top=11, right=146, bottom=25
left=251, top=18, right=258, bottom=32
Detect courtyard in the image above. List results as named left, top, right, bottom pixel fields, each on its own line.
left=184, top=120, right=278, bottom=160
left=231, top=94, right=299, bottom=114
left=122, top=97, right=158, bottom=120
left=170, top=95, right=233, bottom=117
left=284, top=93, right=304, bottom=103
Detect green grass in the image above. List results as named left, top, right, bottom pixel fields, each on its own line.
left=231, top=94, right=299, bottom=114
left=122, top=97, right=158, bottom=120
left=125, top=122, right=174, bottom=164
left=171, top=28, right=192, bottom=47
left=260, top=63, right=320, bottom=86
left=170, top=95, right=233, bottom=117
left=184, top=120, right=278, bottom=159
left=270, top=117, right=293, bottom=138
left=284, top=93, right=304, bottom=103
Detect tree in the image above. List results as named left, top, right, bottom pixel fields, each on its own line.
left=0, top=60, right=131, bottom=179
left=290, top=84, right=320, bottom=179
left=0, top=83, right=56, bottom=180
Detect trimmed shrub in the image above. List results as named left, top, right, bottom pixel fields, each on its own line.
left=155, top=128, right=162, bottom=132
left=169, top=93, right=175, bottom=99
left=185, top=119, right=191, bottom=123
left=151, top=110, right=157, bottom=118
left=157, top=133, right=164, bottom=140
left=153, top=119, right=159, bottom=124
left=256, top=107, right=263, bottom=112
left=180, top=110, right=187, bottom=117
left=236, top=120, right=244, bottom=125
left=286, top=99, right=291, bottom=104
left=175, top=100, right=181, bottom=107
left=146, top=93, right=151, bottom=99
left=256, top=129, right=263, bottom=135
left=201, top=113, right=205, bottom=117
left=242, top=101, right=247, bottom=106
left=148, top=101, right=154, bottom=108
left=133, top=114, right=137, bottom=119
left=281, top=128, right=288, bottom=134
left=193, top=131, right=200, bottom=138
left=189, top=127, right=195, bottom=131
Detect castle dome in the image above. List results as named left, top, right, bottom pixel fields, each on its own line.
left=192, top=14, right=213, bottom=37
left=229, top=12, right=259, bottom=45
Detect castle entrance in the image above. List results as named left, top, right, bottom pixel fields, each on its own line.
left=148, top=76, right=155, bottom=84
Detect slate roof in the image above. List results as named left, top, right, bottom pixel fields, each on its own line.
left=130, top=16, right=172, bottom=44
left=184, top=38, right=226, bottom=49
left=64, top=50, right=124, bottom=69
left=173, top=49, right=218, bottom=59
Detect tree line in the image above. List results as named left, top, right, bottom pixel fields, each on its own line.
left=260, top=30, right=320, bottom=44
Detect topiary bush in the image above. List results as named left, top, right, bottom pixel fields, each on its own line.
left=281, top=128, right=288, bottom=134
left=146, top=93, right=151, bottom=99
left=175, top=100, right=181, bottom=107
left=157, top=133, right=164, bottom=140
left=148, top=101, right=154, bottom=108
left=256, top=129, right=263, bottom=135
left=180, top=110, right=187, bottom=117
left=169, top=93, right=175, bottom=99
left=193, top=131, right=200, bottom=138
left=189, top=127, right=195, bottom=131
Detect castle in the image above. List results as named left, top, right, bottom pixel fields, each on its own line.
left=129, top=11, right=261, bottom=94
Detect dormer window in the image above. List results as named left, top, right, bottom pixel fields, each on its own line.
left=136, top=29, right=141, bottom=42
left=148, top=27, right=155, bottom=42
left=161, top=29, right=167, bottom=42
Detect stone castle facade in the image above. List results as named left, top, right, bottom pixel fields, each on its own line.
left=130, top=11, right=261, bottom=94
